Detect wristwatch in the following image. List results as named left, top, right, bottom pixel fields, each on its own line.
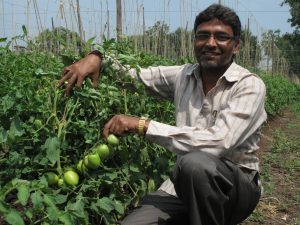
left=138, top=117, right=148, bottom=135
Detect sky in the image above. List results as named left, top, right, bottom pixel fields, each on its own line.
left=0, top=0, right=295, bottom=42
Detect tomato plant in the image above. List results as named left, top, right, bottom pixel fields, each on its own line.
left=1, top=35, right=298, bottom=225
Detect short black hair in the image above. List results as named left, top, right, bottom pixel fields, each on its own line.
left=194, top=4, right=241, bottom=39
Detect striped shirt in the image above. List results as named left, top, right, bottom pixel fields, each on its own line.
left=128, top=62, right=267, bottom=196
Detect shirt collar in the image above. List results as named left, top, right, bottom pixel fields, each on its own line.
left=191, top=62, right=251, bottom=83
left=222, top=62, right=251, bottom=82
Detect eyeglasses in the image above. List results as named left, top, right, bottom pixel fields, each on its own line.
left=194, top=32, right=237, bottom=43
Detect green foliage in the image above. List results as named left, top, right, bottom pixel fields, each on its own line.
left=281, top=0, right=300, bottom=29
left=276, top=30, right=300, bottom=76
left=0, top=38, right=176, bottom=224
left=31, top=26, right=96, bottom=56
left=260, top=71, right=300, bottom=118
left=0, top=35, right=299, bottom=224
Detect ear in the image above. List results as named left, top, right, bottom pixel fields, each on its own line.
left=233, top=39, right=240, bottom=56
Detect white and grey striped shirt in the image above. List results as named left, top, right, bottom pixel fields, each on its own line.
left=128, top=62, right=267, bottom=196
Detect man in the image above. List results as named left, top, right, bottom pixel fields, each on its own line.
left=59, top=4, right=266, bottom=225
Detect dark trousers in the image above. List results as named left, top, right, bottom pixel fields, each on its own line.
left=120, top=151, right=261, bottom=225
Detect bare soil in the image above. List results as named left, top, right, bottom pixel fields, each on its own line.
left=242, top=108, right=300, bottom=225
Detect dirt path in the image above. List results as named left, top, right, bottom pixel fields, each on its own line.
left=242, top=106, right=300, bottom=225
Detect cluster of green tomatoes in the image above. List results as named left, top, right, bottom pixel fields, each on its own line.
left=45, top=134, right=120, bottom=187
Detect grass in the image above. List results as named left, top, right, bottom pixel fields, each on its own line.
left=243, top=102, right=300, bottom=225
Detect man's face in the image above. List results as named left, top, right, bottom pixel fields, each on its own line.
left=194, top=18, right=240, bottom=70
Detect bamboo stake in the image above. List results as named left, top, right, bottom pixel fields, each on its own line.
left=106, top=0, right=110, bottom=39
left=116, top=0, right=122, bottom=41
left=76, top=0, right=84, bottom=51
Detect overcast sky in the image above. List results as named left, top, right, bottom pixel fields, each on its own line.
left=0, top=0, right=294, bottom=41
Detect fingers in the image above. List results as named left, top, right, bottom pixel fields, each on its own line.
left=58, top=70, right=100, bottom=96
left=58, top=55, right=101, bottom=95
left=64, top=73, right=78, bottom=96
left=57, top=67, right=77, bottom=95
left=57, top=68, right=71, bottom=87
left=76, top=74, right=85, bottom=88
left=103, top=116, right=124, bottom=138
left=62, top=67, right=70, bottom=76
left=58, top=68, right=85, bottom=95
left=103, top=119, right=113, bottom=139
left=103, top=115, right=139, bottom=139
left=91, top=72, right=100, bottom=88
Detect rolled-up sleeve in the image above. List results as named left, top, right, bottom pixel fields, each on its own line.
left=146, top=75, right=267, bottom=156
left=127, top=65, right=186, bottom=99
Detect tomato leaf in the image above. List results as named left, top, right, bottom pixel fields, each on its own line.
left=44, top=195, right=59, bottom=221
left=43, top=137, right=61, bottom=164
left=17, top=184, right=30, bottom=206
left=114, top=200, right=125, bottom=214
left=0, top=127, right=8, bottom=143
left=97, top=197, right=115, bottom=213
left=0, top=201, right=8, bottom=213
left=9, top=116, right=24, bottom=138
left=129, top=164, right=140, bottom=173
left=31, top=191, right=43, bottom=209
left=5, top=210, right=25, bottom=225
left=1, top=95, right=14, bottom=113
left=65, top=197, right=87, bottom=221
left=47, top=206, right=59, bottom=222
left=59, top=213, right=73, bottom=225
left=54, top=194, right=68, bottom=205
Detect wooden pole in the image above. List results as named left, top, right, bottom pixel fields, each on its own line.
left=106, top=0, right=110, bottom=39
left=142, top=5, right=146, bottom=49
left=271, top=35, right=274, bottom=75
left=116, top=0, right=122, bottom=41
left=76, top=0, right=84, bottom=51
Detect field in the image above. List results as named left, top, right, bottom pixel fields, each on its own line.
left=243, top=105, right=300, bottom=225
left=0, top=37, right=299, bottom=225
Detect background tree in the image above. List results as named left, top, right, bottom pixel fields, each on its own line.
left=281, top=0, right=300, bottom=28
left=276, top=30, right=300, bottom=77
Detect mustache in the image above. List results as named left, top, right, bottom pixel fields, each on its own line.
left=201, top=50, right=221, bottom=55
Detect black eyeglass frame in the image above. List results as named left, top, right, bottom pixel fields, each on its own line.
left=194, top=32, right=239, bottom=43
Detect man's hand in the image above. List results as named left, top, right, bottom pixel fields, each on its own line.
left=103, top=114, right=149, bottom=139
left=58, top=54, right=101, bottom=95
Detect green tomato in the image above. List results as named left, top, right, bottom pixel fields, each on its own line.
left=45, top=172, right=59, bottom=185
left=96, top=144, right=110, bottom=160
left=87, top=154, right=101, bottom=169
left=76, top=160, right=83, bottom=171
left=57, top=178, right=64, bottom=187
left=76, top=159, right=88, bottom=174
left=83, top=156, right=89, bottom=168
left=63, top=170, right=79, bottom=186
left=34, top=119, right=42, bottom=129
left=148, top=178, right=156, bottom=193
left=107, top=134, right=119, bottom=145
